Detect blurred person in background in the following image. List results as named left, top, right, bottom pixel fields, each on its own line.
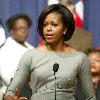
left=0, top=18, right=6, bottom=100
left=0, top=13, right=34, bottom=100
left=75, top=48, right=100, bottom=100
left=86, top=48, right=100, bottom=99
left=60, top=0, right=93, bottom=51
left=0, top=18, right=6, bottom=48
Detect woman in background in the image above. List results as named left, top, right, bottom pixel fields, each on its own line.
left=0, top=13, right=33, bottom=100
left=86, top=48, right=100, bottom=99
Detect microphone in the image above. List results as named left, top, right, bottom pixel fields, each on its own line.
left=53, top=63, right=59, bottom=100
left=53, top=63, right=59, bottom=76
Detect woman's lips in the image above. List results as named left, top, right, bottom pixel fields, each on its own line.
left=46, top=35, right=53, bottom=39
left=91, top=63, right=96, bottom=69
left=91, top=66, right=96, bottom=69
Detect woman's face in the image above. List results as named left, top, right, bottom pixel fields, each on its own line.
left=43, top=12, right=66, bottom=44
left=11, top=19, right=29, bottom=43
left=88, top=52, right=100, bottom=75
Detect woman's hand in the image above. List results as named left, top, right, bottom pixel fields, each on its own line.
left=4, top=96, right=27, bottom=100
left=4, top=88, right=27, bottom=100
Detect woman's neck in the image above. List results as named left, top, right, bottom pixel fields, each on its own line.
left=46, top=42, right=67, bottom=52
left=38, top=41, right=77, bottom=53
left=13, top=38, right=27, bottom=48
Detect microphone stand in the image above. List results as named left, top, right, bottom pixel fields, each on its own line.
left=53, top=63, right=59, bottom=100
left=54, top=72, right=57, bottom=100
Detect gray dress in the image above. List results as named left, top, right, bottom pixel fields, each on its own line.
left=5, top=49, right=96, bottom=100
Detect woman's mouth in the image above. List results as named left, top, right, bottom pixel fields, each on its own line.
left=46, top=34, right=53, bottom=40
left=91, top=66, right=96, bottom=69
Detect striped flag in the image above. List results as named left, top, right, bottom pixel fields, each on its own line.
left=73, top=0, right=84, bottom=20
left=71, top=0, right=84, bottom=28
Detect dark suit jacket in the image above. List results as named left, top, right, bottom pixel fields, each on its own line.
left=67, top=27, right=92, bottom=51
left=75, top=81, right=100, bottom=100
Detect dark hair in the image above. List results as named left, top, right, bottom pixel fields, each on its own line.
left=6, top=13, right=32, bottom=31
left=38, top=4, right=75, bottom=42
left=84, top=48, right=100, bottom=55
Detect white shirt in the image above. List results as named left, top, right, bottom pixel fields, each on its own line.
left=0, top=37, right=34, bottom=93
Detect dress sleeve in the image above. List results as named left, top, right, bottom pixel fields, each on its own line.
left=4, top=51, right=32, bottom=96
left=77, top=54, right=96, bottom=100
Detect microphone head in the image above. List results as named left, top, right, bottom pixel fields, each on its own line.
left=53, top=63, right=59, bottom=72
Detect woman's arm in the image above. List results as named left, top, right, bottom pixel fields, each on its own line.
left=77, top=54, right=96, bottom=100
left=4, top=88, right=27, bottom=100
left=4, top=50, right=32, bottom=99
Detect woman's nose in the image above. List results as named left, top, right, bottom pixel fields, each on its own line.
left=90, top=60, right=96, bottom=67
left=47, top=24, right=52, bottom=31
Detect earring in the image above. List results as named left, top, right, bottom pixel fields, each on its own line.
left=63, top=32, right=66, bottom=35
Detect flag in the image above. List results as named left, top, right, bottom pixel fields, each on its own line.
left=71, top=0, right=84, bottom=28
left=75, top=1, right=84, bottom=20
left=0, top=19, right=6, bottom=47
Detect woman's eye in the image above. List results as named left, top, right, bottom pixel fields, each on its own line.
left=44, top=24, right=47, bottom=27
left=52, top=24, right=57, bottom=26
left=43, top=22, right=48, bottom=27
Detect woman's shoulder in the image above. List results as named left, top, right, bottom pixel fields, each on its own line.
left=64, top=45, right=88, bottom=58
left=23, top=45, right=47, bottom=55
left=22, top=48, right=37, bottom=57
left=36, top=45, right=47, bottom=51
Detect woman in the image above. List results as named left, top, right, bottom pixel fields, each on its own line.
left=4, top=4, right=96, bottom=100
left=0, top=13, right=33, bottom=100
left=75, top=48, right=100, bottom=100
left=86, top=48, right=100, bottom=99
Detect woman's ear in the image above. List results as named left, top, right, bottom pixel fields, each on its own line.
left=63, top=31, right=66, bottom=35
